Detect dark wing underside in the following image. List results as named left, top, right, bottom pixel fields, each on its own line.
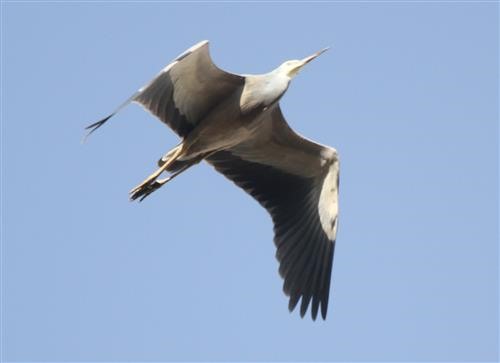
left=86, top=40, right=244, bottom=139
left=207, top=106, right=339, bottom=320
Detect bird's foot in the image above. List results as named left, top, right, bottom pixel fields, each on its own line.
left=129, top=169, right=164, bottom=195
left=129, top=177, right=169, bottom=202
left=129, top=144, right=185, bottom=201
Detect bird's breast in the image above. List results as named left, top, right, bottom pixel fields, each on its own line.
left=240, top=76, right=289, bottom=115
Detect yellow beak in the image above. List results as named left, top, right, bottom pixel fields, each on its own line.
left=300, top=47, right=330, bottom=67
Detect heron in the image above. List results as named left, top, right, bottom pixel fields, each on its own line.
left=86, top=40, right=339, bottom=320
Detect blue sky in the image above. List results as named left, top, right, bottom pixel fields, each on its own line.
left=1, top=2, right=498, bottom=361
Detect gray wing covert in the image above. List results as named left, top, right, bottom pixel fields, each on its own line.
left=133, top=40, right=244, bottom=137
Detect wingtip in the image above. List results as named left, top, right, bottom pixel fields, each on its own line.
left=311, top=298, right=320, bottom=321
left=288, top=292, right=300, bottom=313
left=82, top=113, right=114, bottom=142
left=321, top=303, right=328, bottom=320
left=300, top=295, right=311, bottom=318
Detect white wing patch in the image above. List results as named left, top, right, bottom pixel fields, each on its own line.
left=317, top=156, right=339, bottom=241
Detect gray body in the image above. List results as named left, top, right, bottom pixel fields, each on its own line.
left=181, top=71, right=291, bottom=159
left=86, top=40, right=339, bottom=320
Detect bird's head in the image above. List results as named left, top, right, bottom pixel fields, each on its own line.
left=279, top=47, right=329, bottom=78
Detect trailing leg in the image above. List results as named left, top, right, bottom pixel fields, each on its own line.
left=129, top=143, right=184, bottom=198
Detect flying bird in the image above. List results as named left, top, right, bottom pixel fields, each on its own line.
left=86, top=40, right=339, bottom=320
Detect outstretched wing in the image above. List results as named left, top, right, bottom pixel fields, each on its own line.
left=207, top=105, right=339, bottom=320
left=85, top=40, right=245, bottom=139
